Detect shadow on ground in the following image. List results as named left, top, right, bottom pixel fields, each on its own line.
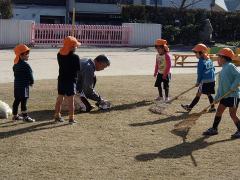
left=129, top=112, right=189, bottom=127
left=0, top=110, right=56, bottom=128
left=135, top=136, right=236, bottom=164
left=0, top=121, right=69, bottom=139
left=28, top=109, right=55, bottom=121
left=0, top=109, right=71, bottom=139
left=90, top=100, right=154, bottom=114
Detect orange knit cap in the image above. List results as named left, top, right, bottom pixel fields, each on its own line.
left=14, top=44, right=30, bottom=64
left=155, top=39, right=169, bottom=52
left=59, top=36, right=81, bottom=55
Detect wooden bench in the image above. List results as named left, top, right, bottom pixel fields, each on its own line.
left=211, top=55, right=240, bottom=66
left=173, top=53, right=240, bottom=67
left=172, top=54, right=196, bottom=67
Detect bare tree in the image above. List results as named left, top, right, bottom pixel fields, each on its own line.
left=170, top=0, right=207, bottom=11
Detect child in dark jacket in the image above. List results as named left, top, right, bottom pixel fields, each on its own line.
left=54, top=36, right=81, bottom=124
left=181, top=44, right=216, bottom=112
left=12, top=44, right=35, bottom=122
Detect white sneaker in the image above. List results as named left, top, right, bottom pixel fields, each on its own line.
left=165, top=97, right=171, bottom=103
left=155, top=96, right=164, bottom=102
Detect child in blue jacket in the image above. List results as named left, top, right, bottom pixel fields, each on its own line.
left=203, top=48, right=240, bottom=138
left=181, top=44, right=216, bottom=112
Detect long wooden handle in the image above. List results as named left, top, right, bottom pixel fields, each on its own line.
left=169, top=71, right=220, bottom=104
left=168, top=85, right=196, bottom=103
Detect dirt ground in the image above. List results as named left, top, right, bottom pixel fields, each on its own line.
left=0, top=74, right=240, bottom=180
left=0, top=47, right=223, bottom=83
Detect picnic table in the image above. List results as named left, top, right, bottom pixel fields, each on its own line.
left=172, top=54, right=196, bottom=66
left=210, top=55, right=240, bottom=66
left=173, top=53, right=240, bottom=67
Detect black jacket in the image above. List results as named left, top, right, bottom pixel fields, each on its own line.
left=13, top=59, right=34, bottom=88
left=57, top=52, right=80, bottom=83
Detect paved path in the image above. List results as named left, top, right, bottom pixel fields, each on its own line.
left=0, top=47, right=222, bottom=83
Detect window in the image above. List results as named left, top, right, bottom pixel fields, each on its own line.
left=40, top=16, right=65, bottom=24
left=75, top=0, right=118, bottom=4
left=75, top=0, right=133, bottom=4
left=150, top=0, right=162, bottom=5
left=12, top=0, right=66, bottom=6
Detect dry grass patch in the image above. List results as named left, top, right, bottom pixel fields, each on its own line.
left=0, top=75, right=240, bottom=180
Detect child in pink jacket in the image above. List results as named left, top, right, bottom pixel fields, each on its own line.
left=154, top=39, right=171, bottom=102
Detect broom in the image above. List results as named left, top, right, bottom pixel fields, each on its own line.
left=174, top=84, right=240, bottom=130
left=149, top=72, right=220, bottom=114
left=149, top=85, right=196, bottom=114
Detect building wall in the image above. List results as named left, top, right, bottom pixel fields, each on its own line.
left=12, top=0, right=66, bottom=6
left=68, top=0, right=121, bottom=14
left=161, top=0, right=227, bottom=11
left=133, top=0, right=142, bottom=5
left=13, top=5, right=66, bottom=23
left=162, top=0, right=211, bottom=9
left=132, top=0, right=228, bottom=11
left=67, top=0, right=122, bottom=24
left=225, top=0, right=240, bottom=12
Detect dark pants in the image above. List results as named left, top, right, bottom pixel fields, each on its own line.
left=154, top=73, right=170, bottom=97
left=154, top=73, right=170, bottom=89
left=58, top=80, right=77, bottom=96
left=12, top=97, right=28, bottom=115
left=93, top=75, right=96, bottom=88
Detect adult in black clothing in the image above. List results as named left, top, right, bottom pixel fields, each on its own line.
left=54, top=36, right=81, bottom=124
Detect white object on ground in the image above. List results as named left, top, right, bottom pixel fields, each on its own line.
left=0, top=100, right=12, bottom=119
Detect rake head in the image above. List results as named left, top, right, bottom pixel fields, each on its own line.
left=171, top=127, right=190, bottom=142
left=174, top=113, right=201, bottom=130
left=148, top=102, right=168, bottom=114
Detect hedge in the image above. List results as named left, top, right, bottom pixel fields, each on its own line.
left=121, top=5, right=240, bottom=45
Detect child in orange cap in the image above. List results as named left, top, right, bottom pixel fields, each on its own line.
left=154, top=39, right=171, bottom=102
left=54, top=36, right=81, bottom=124
left=12, top=44, right=35, bottom=122
left=181, top=43, right=216, bottom=112
left=203, top=48, right=240, bottom=138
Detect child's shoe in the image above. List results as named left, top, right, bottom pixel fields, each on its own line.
left=54, top=116, right=65, bottom=122
left=231, top=130, right=240, bottom=139
left=155, top=96, right=164, bottom=102
left=165, top=97, right=171, bottom=103
left=181, top=104, right=192, bottom=112
left=208, top=107, right=216, bottom=113
left=69, top=119, right=77, bottom=125
left=23, top=116, right=35, bottom=122
left=202, top=128, right=218, bottom=136
left=12, top=115, right=23, bottom=121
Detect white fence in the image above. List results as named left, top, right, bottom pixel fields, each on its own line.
left=123, top=23, right=162, bottom=46
left=0, top=19, right=34, bottom=46
left=0, top=20, right=162, bottom=47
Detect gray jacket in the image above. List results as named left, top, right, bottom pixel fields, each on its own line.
left=77, top=59, right=101, bottom=102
